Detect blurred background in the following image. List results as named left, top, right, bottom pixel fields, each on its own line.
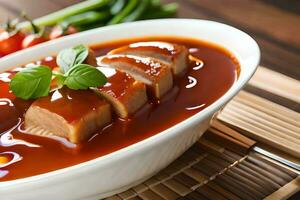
left=0, top=1, right=299, bottom=199
left=0, top=0, right=299, bottom=80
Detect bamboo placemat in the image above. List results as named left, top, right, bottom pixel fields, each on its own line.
left=105, top=66, right=300, bottom=200
left=105, top=132, right=299, bottom=200
left=217, top=90, right=300, bottom=158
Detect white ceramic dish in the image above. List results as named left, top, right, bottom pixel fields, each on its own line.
left=0, top=19, right=260, bottom=200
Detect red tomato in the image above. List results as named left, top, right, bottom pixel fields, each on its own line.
left=49, top=26, right=63, bottom=40
left=0, top=31, right=25, bottom=55
left=22, top=34, right=47, bottom=49
left=49, top=26, right=77, bottom=40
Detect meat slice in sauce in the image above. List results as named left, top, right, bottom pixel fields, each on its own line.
left=108, top=42, right=189, bottom=75
left=84, top=49, right=98, bottom=66
left=24, top=88, right=111, bottom=143
left=94, top=68, right=147, bottom=118
left=98, top=55, right=173, bottom=99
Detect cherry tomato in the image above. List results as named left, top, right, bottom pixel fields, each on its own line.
left=21, top=14, right=48, bottom=49
left=0, top=31, right=25, bottom=55
left=22, top=34, right=47, bottom=49
left=49, top=25, right=77, bottom=40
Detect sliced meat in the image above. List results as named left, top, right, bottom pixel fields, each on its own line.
left=108, top=41, right=189, bottom=75
left=98, top=55, right=173, bottom=99
left=94, top=68, right=147, bottom=118
left=24, top=88, right=111, bottom=143
left=84, top=49, right=98, bottom=66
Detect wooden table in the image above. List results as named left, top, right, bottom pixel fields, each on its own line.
left=0, top=0, right=299, bottom=199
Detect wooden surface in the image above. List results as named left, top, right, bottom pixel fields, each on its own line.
left=0, top=0, right=299, bottom=199
left=107, top=121, right=299, bottom=200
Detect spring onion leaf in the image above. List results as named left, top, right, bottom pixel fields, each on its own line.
left=110, top=0, right=127, bottom=15
left=108, top=0, right=139, bottom=25
left=142, top=3, right=178, bottom=19
left=17, top=0, right=111, bottom=30
left=59, top=11, right=111, bottom=30
left=122, top=0, right=150, bottom=22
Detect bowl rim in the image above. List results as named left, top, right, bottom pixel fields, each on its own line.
left=0, top=18, right=260, bottom=186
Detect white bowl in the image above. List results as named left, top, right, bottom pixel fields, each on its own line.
left=0, top=19, right=260, bottom=200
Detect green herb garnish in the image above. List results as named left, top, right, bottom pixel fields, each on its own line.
left=56, top=44, right=89, bottom=73
left=9, top=65, right=52, bottom=100
left=64, top=64, right=107, bottom=90
left=9, top=45, right=107, bottom=100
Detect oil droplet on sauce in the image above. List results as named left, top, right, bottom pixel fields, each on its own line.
left=186, top=76, right=197, bottom=89
left=0, top=73, right=11, bottom=82
left=0, top=98, right=14, bottom=106
left=0, top=152, right=22, bottom=168
left=0, top=119, right=40, bottom=148
left=186, top=104, right=206, bottom=111
left=45, top=56, right=54, bottom=62
left=0, top=156, right=9, bottom=164
left=129, top=42, right=175, bottom=51
left=189, top=55, right=204, bottom=70
left=0, top=170, right=9, bottom=178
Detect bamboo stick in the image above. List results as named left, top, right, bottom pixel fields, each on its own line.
left=218, top=112, right=300, bottom=157
left=221, top=107, right=300, bottom=143
left=206, top=181, right=241, bottom=200
left=210, top=119, right=256, bottom=147
left=264, top=177, right=300, bottom=200
left=150, top=183, right=180, bottom=200
left=249, top=67, right=300, bottom=103
left=138, top=189, right=165, bottom=200
left=196, top=185, right=228, bottom=200
left=234, top=91, right=299, bottom=125
left=226, top=100, right=300, bottom=137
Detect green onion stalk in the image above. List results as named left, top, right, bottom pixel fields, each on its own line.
left=17, top=0, right=178, bottom=33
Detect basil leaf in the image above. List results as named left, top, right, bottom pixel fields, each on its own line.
left=64, top=64, right=107, bottom=90
left=9, top=65, right=52, bottom=100
left=56, top=44, right=89, bottom=73
left=53, top=72, right=66, bottom=87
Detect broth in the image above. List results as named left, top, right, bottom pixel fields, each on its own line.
left=0, top=37, right=238, bottom=181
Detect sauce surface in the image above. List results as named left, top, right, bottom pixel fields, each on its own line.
left=0, top=37, right=238, bottom=181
